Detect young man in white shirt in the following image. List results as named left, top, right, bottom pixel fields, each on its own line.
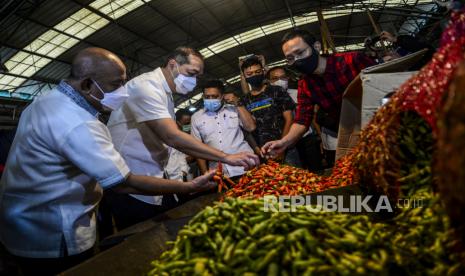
left=0, top=48, right=216, bottom=275
left=165, top=109, right=193, bottom=182
left=191, top=80, right=256, bottom=179
left=106, top=47, right=259, bottom=229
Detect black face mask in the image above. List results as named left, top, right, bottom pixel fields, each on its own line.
left=246, top=74, right=264, bottom=88
left=292, top=47, right=319, bottom=75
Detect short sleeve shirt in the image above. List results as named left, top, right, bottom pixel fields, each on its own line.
left=242, top=85, right=295, bottom=147
left=191, top=106, right=253, bottom=177
left=107, top=67, right=175, bottom=205
left=0, top=82, right=129, bottom=258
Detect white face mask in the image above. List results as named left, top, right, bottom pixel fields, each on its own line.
left=172, top=64, right=197, bottom=95
left=272, top=79, right=288, bottom=91
left=91, top=80, right=129, bottom=111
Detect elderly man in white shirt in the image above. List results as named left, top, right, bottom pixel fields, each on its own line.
left=0, top=48, right=215, bottom=276
left=191, top=80, right=256, bottom=178
left=106, top=47, right=259, bottom=229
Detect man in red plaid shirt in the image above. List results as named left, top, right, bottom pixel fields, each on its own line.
left=262, top=29, right=376, bottom=161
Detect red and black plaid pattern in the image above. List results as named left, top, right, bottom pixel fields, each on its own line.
left=294, top=52, right=376, bottom=127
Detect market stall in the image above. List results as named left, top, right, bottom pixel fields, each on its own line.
left=147, top=9, right=464, bottom=276
left=61, top=7, right=465, bottom=276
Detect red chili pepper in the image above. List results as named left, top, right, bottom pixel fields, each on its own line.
left=224, top=176, right=236, bottom=187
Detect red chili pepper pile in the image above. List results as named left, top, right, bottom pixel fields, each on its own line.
left=221, top=157, right=355, bottom=198
left=352, top=9, right=465, bottom=199
left=213, top=161, right=237, bottom=193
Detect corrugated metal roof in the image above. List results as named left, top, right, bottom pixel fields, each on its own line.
left=0, top=0, right=441, bottom=104
left=116, top=5, right=169, bottom=36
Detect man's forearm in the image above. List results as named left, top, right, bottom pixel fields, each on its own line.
left=281, top=110, right=294, bottom=138
left=197, top=158, right=208, bottom=174
left=240, top=74, right=250, bottom=94
left=281, top=123, right=308, bottom=147
left=113, top=173, right=191, bottom=195
left=150, top=119, right=227, bottom=162
left=237, top=106, right=256, bottom=132
left=282, top=122, right=292, bottom=138
left=170, top=131, right=227, bottom=162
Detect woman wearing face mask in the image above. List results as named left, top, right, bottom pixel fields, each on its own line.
left=190, top=80, right=256, bottom=180
left=240, top=56, right=296, bottom=161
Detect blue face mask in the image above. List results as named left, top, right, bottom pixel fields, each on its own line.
left=204, top=99, right=222, bottom=112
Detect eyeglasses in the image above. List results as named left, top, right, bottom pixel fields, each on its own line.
left=286, top=47, right=311, bottom=65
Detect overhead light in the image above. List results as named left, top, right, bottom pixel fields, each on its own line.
left=188, top=100, right=197, bottom=112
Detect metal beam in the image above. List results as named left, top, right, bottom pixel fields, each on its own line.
left=370, top=10, right=441, bottom=21
left=4, top=13, right=155, bottom=70
left=1, top=71, right=58, bottom=86
left=241, top=0, right=282, bottom=59
left=197, top=0, right=249, bottom=55
left=283, top=0, right=296, bottom=28
left=344, top=2, right=356, bottom=47
left=69, top=0, right=171, bottom=54
left=140, top=0, right=232, bottom=79
left=1, top=41, right=70, bottom=66
left=317, top=9, right=336, bottom=53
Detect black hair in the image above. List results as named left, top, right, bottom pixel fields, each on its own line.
left=163, top=46, right=204, bottom=67
left=175, top=109, right=191, bottom=121
left=281, top=29, right=316, bottom=48
left=266, top=66, right=287, bottom=80
left=223, top=90, right=240, bottom=97
left=240, top=56, right=263, bottom=73
left=202, top=79, right=224, bottom=93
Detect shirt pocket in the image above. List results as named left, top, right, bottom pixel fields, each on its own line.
left=198, top=120, right=215, bottom=140
left=226, top=114, right=240, bottom=129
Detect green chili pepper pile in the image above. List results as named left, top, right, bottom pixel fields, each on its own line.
left=147, top=84, right=465, bottom=276
left=148, top=187, right=464, bottom=275
left=147, top=114, right=465, bottom=275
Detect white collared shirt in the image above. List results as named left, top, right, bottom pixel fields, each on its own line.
left=0, top=87, right=130, bottom=258
left=191, top=106, right=253, bottom=177
left=165, top=147, right=189, bottom=181
left=107, top=67, right=175, bottom=205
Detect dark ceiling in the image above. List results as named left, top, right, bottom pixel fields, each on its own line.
left=0, top=0, right=444, bottom=108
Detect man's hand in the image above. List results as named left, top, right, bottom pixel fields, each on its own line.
left=223, top=152, right=259, bottom=170
left=257, top=55, right=266, bottom=67
left=188, top=170, right=217, bottom=192
left=238, top=58, right=246, bottom=71
left=261, top=139, right=288, bottom=159
left=253, top=146, right=264, bottom=158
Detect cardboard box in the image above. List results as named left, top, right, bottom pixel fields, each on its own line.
left=360, top=71, right=417, bottom=128
left=335, top=49, right=428, bottom=160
